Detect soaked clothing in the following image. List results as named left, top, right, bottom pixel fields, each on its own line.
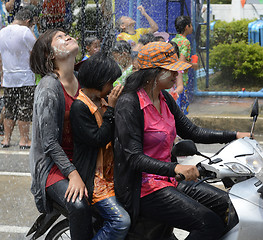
left=70, top=90, right=116, bottom=203
left=138, top=89, right=177, bottom=198
left=117, top=28, right=151, bottom=45
left=114, top=90, right=237, bottom=228
left=140, top=183, right=229, bottom=240
left=4, top=85, right=35, bottom=122
left=46, top=179, right=93, bottom=240
left=30, top=73, right=76, bottom=213
left=70, top=90, right=131, bottom=239
left=46, top=82, right=80, bottom=188
left=75, top=90, right=115, bottom=204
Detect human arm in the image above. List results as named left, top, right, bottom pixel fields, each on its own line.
left=70, top=100, right=115, bottom=147
left=162, top=90, right=237, bottom=144
left=65, top=170, right=88, bottom=202
left=137, top=5, right=158, bottom=33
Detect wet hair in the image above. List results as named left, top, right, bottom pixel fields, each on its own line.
left=85, top=36, right=100, bottom=47
left=15, top=8, right=33, bottom=23
left=123, top=68, right=162, bottom=94
left=112, top=40, right=131, bottom=54
left=131, top=51, right=138, bottom=60
left=78, top=52, right=122, bottom=91
left=174, top=16, right=191, bottom=34
left=138, top=33, right=155, bottom=45
left=30, top=29, right=60, bottom=77
left=23, top=4, right=40, bottom=18
left=169, top=41, right=180, bottom=57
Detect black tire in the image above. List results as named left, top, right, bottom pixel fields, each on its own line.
left=45, top=219, right=71, bottom=240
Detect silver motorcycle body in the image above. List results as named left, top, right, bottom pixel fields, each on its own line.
left=199, top=137, right=263, bottom=240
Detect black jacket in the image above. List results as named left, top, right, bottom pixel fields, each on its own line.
left=114, top=90, right=237, bottom=227
left=70, top=99, right=115, bottom=201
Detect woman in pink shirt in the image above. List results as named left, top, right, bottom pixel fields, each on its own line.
left=114, top=42, right=250, bottom=240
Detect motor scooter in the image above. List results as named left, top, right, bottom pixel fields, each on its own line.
left=27, top=99, right=262, bottom=240
left=172, top=98, right=263, bottom=240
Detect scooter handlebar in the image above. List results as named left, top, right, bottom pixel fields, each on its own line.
left=196, top=163, right=217, bottom=179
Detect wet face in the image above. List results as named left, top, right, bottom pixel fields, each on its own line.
left=51, top=31, right=79, bottom=59
left=121, top=16, right=136, bottom=34
left=87, top=40, right=101, bottom=56
left=157, top=69, right=178, bottom=90
left=100, top=81, right=113, bottom=98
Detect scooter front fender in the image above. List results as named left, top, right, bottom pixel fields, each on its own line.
left=221, top=177, right=263, bottom=240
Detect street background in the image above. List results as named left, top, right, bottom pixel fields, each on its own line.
left=0, top=96, right=262, bottom=240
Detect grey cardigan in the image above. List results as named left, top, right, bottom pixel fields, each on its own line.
left=29, top=73, right=76, bottom=213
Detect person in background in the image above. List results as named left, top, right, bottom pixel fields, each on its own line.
left=0, top=0, right=7, bottom=28
left=116, top=5, right=158, bottom=47
left=0, top=8, right=36, bottom=149
left=4, top=0, right=21, bottom=23
left=112, top=40, right=133, bottom=86
left=30, top=29, right=93, bottom=240
left=114, top=41, right=251, bottom=240
left=82, top=36, right=101, bottom=61
left=171, top=15, right=198, bottom=115
left=70, top=52, right=131, bottom=240
left=132, top=32, right=155, bottom=52
left=168, top=40, right=184, bottom=102
left=153, top=31, right=170, bottom=42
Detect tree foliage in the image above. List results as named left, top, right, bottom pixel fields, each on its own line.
left=210, top=42, right=263, bottom=82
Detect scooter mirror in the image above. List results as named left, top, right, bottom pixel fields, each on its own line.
left=251, top=98, right=259, bottom=120
left=171, top=139, right=198, bottom=157
left=250, top=98, right=259, bottom=137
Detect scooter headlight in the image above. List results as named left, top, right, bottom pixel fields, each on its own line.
left=244, top=151, right=263, bottom=173
left=225, top=162, right=252, bottom=175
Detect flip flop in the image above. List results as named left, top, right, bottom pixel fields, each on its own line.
left=19, top=145, right=31, bottom=150
left=1, top=144, right=10, bottom=148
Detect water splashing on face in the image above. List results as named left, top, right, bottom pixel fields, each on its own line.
left=53, top=38, right=70, bottom=57
left=159, top=71, right=172, bottom=81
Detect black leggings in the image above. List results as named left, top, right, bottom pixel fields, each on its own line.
left=46, top=179, right=93, bottom=240
left=140, top=181, right=230, bottom=240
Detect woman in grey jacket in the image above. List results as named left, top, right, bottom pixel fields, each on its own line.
left=29, top=29, right=93, bottom=240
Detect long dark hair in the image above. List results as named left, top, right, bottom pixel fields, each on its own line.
left=123, top=68, right=162, bottom=94
left=30, top=29, right=60, bottom=77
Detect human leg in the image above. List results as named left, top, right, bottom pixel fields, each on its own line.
left=176, top=180, right=230, bottom=222
left=93, top=196, right=131, bottom=240
left=1, top=88, right=17, bottom=146
left=17, top=120, right=31, bottom=147
left=46, top=179, right=93, bottom=240
left=140, top=186, right=226, bottom=240
left=16, top=86, right=35, bottom=147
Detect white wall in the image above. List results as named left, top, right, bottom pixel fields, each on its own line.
left=204, top=0, right=263, bottom=22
